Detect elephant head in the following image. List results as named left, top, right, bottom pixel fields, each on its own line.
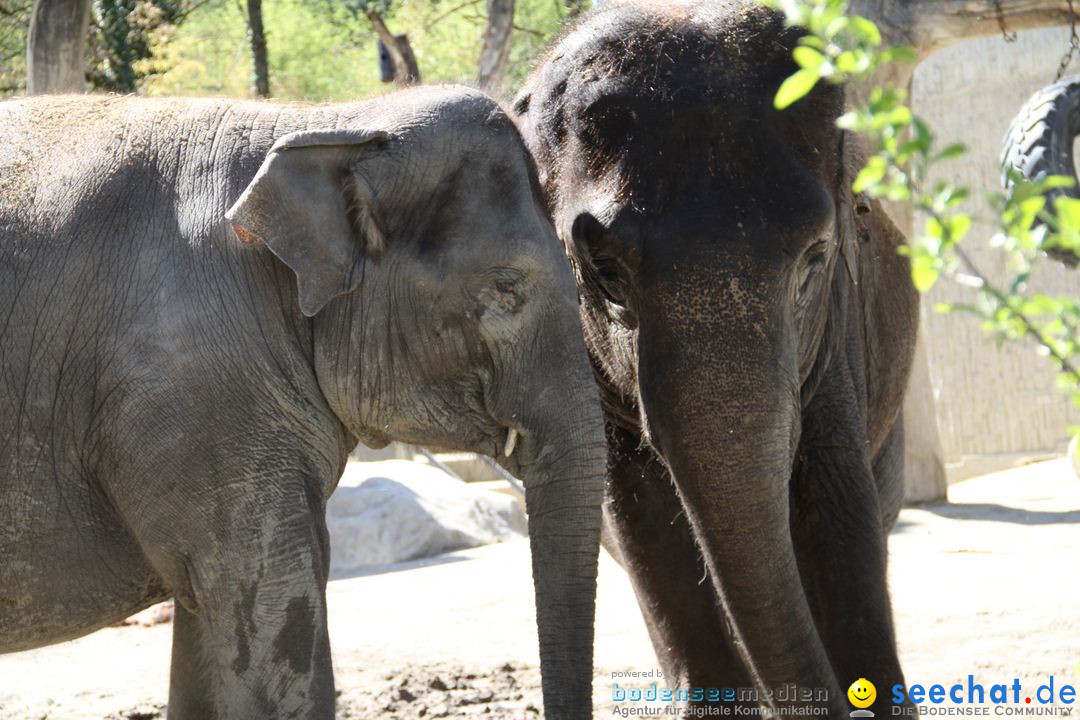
left=514, top=3, right=915, bottom=713
left=226, top=87, right=604, bottom=719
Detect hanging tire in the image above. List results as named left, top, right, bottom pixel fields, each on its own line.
left=1001, top=74, right=1080, bottom=266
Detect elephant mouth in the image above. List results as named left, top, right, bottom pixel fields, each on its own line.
left=426, top=421, right=522, bottom=471
left=353, top=426, right=393, bottom=450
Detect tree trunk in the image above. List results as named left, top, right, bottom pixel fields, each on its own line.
left=368, top=11, right=419, bottom=86
left=246, top=0, right=269, bottom=98
left=477, top=0, right=514, bottom=95
left=26, top=0, right=91, bottom=94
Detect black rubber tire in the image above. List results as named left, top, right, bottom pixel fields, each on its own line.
left=1001, top=74, right=1080, bottom=266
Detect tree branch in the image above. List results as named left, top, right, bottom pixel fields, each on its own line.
left=852, top=0, right=1079, bottom=58
left=424, top=0, right=482, bottom=30
left=512, top=21, right=544, bottom=37
left=952, top=245, right=1080, bottom=383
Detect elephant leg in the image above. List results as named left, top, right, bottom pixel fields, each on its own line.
left=872, top=418, right=906, bottom=533
left=163, top=519, right=335, bottom=720
left=168, top=603, right=219, bottom=720
left=120, top=465, right=337, bottom=720
left=603, top=422, right=753, bottom=701
left=790, top=370, right=909, bottom=715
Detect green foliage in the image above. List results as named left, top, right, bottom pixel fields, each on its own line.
left=764, top=0, right=1080, bottom=417
left=88, top=0, right=189, bottom=92
left=139, top=0, right=379, bottom=99
left=0, top=0, right=578, bottom=100
left=140, top=0, right=579, bottom=101
left=0, top=0, right=30, bottom=95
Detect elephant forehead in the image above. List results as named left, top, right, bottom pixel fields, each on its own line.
left=553, top=0, right=791, bottom=84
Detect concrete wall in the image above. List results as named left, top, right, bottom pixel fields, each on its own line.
left=912, top=28, right=1079, bottom=478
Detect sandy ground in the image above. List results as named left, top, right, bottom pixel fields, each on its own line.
left=1, top=459, right=1078, bottom=719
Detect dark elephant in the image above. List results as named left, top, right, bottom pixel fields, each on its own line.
left=0, top=87, right=603, bottom=719
left=513, top=1, right=917, bottom=716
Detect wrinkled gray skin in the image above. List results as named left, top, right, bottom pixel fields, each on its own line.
left=0, top=87, right=604, bottom=719
left=515, top=2, right=918, bottom=717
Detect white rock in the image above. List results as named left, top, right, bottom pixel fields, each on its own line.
left=326, top=460, right=527, bottom=576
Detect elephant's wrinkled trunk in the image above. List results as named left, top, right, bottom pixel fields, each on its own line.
left=637, top=300, right=846, bottom=716
left=520, top=423, right=604, bottom=718
left=493, top=321, right=606, bottom=719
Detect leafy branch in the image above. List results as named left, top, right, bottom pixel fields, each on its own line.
left=764, top=0, right=1080, bottom=414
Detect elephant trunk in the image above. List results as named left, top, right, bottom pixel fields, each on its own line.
left=521, top=423, right=604, bottom=718
left=495, top=318, right=606, bottom=719
left=638, top=300, right=846, bottom=715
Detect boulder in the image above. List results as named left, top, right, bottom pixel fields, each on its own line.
left=326, top=460, right=527, bottom=576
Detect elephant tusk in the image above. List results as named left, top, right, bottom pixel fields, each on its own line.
left=503, top=428, right=518, bottom=457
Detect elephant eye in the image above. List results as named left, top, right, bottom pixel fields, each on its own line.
left=476, top=269, right=526, bottom=316
left=797, top=240, right=828, bottom=297
left=589, top=252, right=628, bottom=309
left=804, top=239, right=828, bottom=266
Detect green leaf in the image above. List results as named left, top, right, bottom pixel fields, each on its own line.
left=852, top=156, right=887, bottom=193
left=836, top=110, right=861, bottom=130
left=793, top=45, right=826, bottom=70
left=774, top=68, right=820, bottom=109
left=823, top=16, right=849, bottom=40
left=947, top=213, right=972, bottom=242
left=1040, top=175, right=1076, bottom=191
left=882, top=45, right=918, bottom=63
left=932, top=142, right=967, bottom=162
left=886, top=184, right=911, bottom=202
left=848, top=15, right=882, bottom=45
left=911, top=255, right=939, bottom=292
left=924, top=216, right=944, bottom=240
left=835, top=49, right=872, bottom=75
left=1055, top=196, right=1080, bottom=233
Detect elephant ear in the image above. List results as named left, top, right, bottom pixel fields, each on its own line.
left=837, top=198, right=860, bottom=287
left=838, top=129, right=912, bottom=292
left=225, top=128, right=393, bottom=317
left=837, top=130, right=875, bottom=287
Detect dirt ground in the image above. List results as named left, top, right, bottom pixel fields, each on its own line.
left=1, top=459, right=1078, bottom=719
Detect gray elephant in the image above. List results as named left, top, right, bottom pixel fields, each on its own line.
left=513, top=2, right=917, bottom=717
left=0, top=87, right=604, bottom=719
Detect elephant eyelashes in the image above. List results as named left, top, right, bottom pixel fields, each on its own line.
left=594, top=255, right=628, bottom=306
left=798, top=241, right=828, bottom=297
left=805, top=240, right=828, bottom=266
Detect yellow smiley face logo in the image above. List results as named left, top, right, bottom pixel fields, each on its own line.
left=848, top=678, right=876, bottom=708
